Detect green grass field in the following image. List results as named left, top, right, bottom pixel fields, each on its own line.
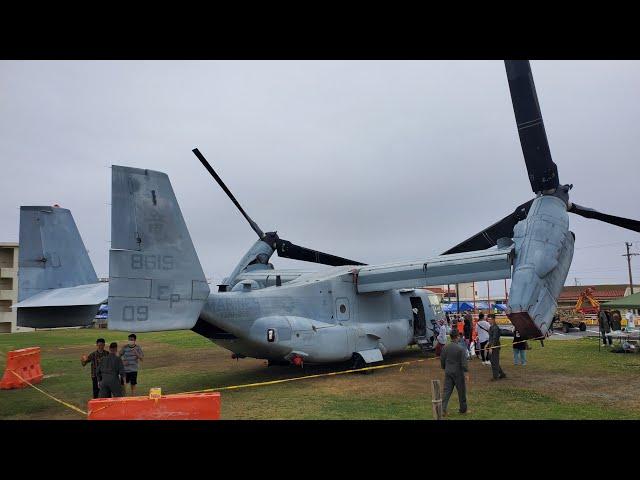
left=1, top=329, right=639, bottom=419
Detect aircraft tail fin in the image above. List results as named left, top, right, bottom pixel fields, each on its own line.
left=16, top=206, right=104, bottom=328
left=108, top=166, right=210, bottom=332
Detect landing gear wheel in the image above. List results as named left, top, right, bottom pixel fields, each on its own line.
left=267, top=360, right=290, bottom=367
left=579, top=322, right=587, bottom=332
left=351, top=353, right=370, bottom=374
left=563, top=323, right=571, bottom=334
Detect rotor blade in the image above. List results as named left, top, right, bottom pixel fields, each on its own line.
left=442, top=199, right=534, bottom=255
left=505, top=60, right=560, bottom=193
left=569, top=203, right=640, bottom=233
left=192, top=148, right=264, bottom=239
left=276, top=239, right=366, bottom=266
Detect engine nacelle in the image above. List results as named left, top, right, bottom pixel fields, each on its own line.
left=507, top=195, right=574, bottom=338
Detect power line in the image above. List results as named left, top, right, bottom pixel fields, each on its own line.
left=574, top=241, right=624, bottom=250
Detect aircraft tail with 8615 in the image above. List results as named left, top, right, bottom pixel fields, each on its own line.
left=108, top=166, right=210, bottom=332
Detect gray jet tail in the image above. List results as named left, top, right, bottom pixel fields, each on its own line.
left=15, top=206, right=107, bottom=328
left=108, top=166, right=210, bottom=332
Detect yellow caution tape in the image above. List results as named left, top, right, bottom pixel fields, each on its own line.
left=0, top=333, right=546, bottom=418
left=180, top=335, right=545, bottom=395
left=7, top=369, right=87, bottom=417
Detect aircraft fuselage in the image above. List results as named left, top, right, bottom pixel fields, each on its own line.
left=196, top=267, right=444, bottom=363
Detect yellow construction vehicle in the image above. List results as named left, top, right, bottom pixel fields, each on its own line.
left=552, top=288, right=600, bottom=333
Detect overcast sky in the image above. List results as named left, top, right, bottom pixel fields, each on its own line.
left=1, top=60, right=639, bottom=295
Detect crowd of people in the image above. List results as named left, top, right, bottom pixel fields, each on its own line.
left=436, top=311, right=528, bottom=416
left=80, top=334, right=144, bottom=399
left=437, top=312, right=527, bottom=368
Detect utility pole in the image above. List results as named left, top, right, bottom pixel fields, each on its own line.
left=472, top=281, right=477, bottom=315
left=623, top=242, right=639, bottom=294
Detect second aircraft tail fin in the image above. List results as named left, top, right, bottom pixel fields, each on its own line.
left=16, top=205, right=105, bottom=328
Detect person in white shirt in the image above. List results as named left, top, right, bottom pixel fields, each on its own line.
left=625, top=310, right=635, bottom=329
left=435, top=319, right=449, bottom=357
left=476, top=313, right=491, bottom=365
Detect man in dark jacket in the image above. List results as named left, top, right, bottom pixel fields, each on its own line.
left=512, top=329, right=528, bottom=365
left=440, top=329, right=469, bottom=415
left=598, top=309, right=612, bottom=346
left=487, top=314, right=506, bottom=380
left=463, top=313, right=473, bottom=350
left=80, top=338, right=109, bottom=399
left=611, top=311, right=622, bottom=331
left=97, top=342, right=125, bottom=398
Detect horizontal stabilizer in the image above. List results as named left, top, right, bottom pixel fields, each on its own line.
left=14, top=282, right=107, bottom=308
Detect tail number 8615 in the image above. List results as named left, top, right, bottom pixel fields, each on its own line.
left=131, top=254, right=174, bottom=270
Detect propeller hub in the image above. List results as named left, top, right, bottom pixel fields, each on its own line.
left=547, top=184, right=571, bottom=209
left=262, top=231, right=280, bottom=250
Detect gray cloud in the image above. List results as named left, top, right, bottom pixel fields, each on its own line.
left=1, top=60, right=639, bottom=292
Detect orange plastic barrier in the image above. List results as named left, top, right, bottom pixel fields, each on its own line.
left=0, top=347, right=44, bottom=390
left=87, top=392, right=221, bottom=420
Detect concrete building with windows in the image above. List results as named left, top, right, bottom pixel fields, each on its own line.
left=0, top=243, right=32, bottom=333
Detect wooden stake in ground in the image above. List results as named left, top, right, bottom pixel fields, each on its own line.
left=431, top=379, right=443, bottom=420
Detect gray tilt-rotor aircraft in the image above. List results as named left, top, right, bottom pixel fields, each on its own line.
left=14, top=61, right=640, bottom=368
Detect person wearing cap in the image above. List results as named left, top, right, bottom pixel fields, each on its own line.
left=80, top=338, right=110, bottom=399
left=119, top=333, right=144, bottom=395
left=96, top=342, right=125, bottom=398
left=440, top=328, right=469, bottom=415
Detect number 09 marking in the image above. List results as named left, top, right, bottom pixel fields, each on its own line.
left=122, top=305, right=149, bottom=322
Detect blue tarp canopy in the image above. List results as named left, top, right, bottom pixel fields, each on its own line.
left=474, top=301, right=507, bottom=311
left=443, top=302, right=507, bottom=313
left=442, top=302, right=475, bottom=313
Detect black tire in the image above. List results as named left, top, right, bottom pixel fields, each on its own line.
left=267, top=360, right=290, bottom=367
left=563, top=323, right=571, bottom=333
left=579, top=322, right=587, bottom=332
left=351, top=353, right=369, bottom=374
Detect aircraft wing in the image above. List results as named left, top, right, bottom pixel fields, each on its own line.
left=354, top=246, right=514, bottom=293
